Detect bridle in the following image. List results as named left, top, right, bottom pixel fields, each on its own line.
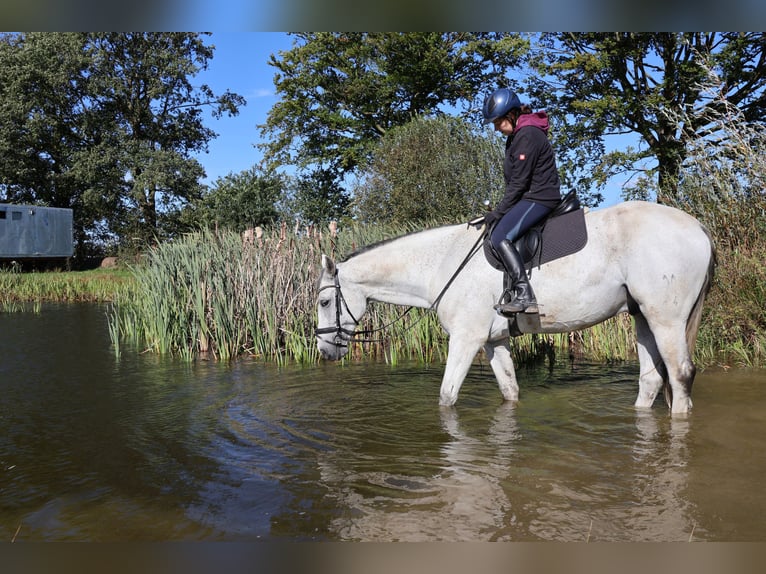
left=314, top=227, right=486, bottom=350
left=314, top=269, right=362, bottom=349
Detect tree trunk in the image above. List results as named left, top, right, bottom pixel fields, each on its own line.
left=655, top=134, right=685, bottom=205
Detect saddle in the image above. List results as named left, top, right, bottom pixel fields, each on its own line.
left=483, top=191, right=588, bottom=272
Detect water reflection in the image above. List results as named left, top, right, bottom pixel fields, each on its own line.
left=629, top=411, right=694, bottom=539
left=318, top=384, right=698, bottom=542
left=320, top=402, right=522, bottom=541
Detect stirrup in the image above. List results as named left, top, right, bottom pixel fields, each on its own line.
left=494, top=299, right=539, bottom=315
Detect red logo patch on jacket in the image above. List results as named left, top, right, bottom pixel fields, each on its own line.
left=518, top=154, right=526, bottom=160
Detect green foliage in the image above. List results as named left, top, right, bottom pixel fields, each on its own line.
left=526, top=32, right=766, bottom=204
left=84, top=33, right=245, bottom=248
left=285, top=167, right=352, bottom=225
left=261, top=32, right=529, bottom=188
left=352, top=115, right=505, bottom=224
left=195, top=167, right=284, bottom=232
left=0, top=32, right=244, bottom=255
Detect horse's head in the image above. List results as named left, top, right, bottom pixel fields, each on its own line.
left=315, top=254, right=367, bottom=361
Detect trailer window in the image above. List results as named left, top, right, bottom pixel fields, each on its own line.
left=11, top=211, right=21, bottom=220
left=0, top=211, right=5, bottom=219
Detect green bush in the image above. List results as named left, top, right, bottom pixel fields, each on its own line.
left=352, top=115, right=505, bottom=224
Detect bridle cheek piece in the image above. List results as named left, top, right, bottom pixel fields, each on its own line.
left=314, top=270, right=359, bottom=348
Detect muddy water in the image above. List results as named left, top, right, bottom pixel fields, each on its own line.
left=1, top=304, right=764, bottom=541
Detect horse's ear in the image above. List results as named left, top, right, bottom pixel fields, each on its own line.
left=321, top=254, right=336, bottom=276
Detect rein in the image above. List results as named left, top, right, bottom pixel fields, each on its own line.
left=314, top=228, right=487, bottom=348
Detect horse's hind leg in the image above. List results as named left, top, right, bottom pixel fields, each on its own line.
left=641, top=316, right=695, bottom=414
left=634, top=313, right=667, bottom=409
left=484, top=339, right=519, bottom=402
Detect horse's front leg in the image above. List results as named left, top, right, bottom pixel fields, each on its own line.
left=439, top=335, right=484, bottom=406
left=484, top=339, right=519, bottom=402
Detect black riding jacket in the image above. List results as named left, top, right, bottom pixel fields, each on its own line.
left=495, top=112, right=561, bottom=213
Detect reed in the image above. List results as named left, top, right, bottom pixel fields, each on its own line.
left=108, top=221, right=652, bottom=367
left=110, top=225, right=326, bottom=362
left=692, top=244, right=766, bottom=368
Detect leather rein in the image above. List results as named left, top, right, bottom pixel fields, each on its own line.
left=314, top=228, right=486, bottom=349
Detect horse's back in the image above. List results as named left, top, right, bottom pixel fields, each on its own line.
left=588, top=201, right=711, bottom=262
left=591, top=201, right=713, bottom=308
left=595, top=201, right=708, bottom=240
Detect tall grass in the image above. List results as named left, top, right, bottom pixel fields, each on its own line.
left=109, top=222, right=644, bottom=367
left=111, top=225, right=327, bottom=363
left=658, top=62, right=766, bottom=368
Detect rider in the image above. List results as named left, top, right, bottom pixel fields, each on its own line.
left=481, top=87, right=562, bottom=315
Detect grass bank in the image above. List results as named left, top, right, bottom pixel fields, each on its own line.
left=0, top=267, right=135, bottom=309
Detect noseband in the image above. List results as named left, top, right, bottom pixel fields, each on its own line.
left=314, top=270, right=360, bottom=348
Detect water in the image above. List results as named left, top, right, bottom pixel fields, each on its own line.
left=1, top=303, right=765, bottom=542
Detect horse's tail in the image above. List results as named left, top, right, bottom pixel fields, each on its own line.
left=685, top=225, right=717, bottom=356
left=663, top=224, right=716, bottom=409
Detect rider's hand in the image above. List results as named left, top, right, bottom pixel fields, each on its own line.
left=468, top=215, right=485, bottom=228
left=483, top=210, right=501, bottom=227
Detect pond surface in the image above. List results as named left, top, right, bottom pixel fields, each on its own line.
left=1, top=304, right=765, bottom=542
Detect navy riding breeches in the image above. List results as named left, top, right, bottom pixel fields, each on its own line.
left=489, top=199, right=552, bottom=250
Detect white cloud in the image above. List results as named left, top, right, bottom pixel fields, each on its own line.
left=250, top=88, right=274, bottom=98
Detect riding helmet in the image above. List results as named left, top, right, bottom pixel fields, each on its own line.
left=482, top=88, right=522, bottom=124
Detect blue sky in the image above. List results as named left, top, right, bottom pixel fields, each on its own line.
left=193, top=32, right=630, bottom=207
left=192, top=32, right=293, bottom=186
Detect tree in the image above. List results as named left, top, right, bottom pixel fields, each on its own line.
left=86, top=33, right=245, bottom=246
left=353, top=115, right=505, bottom=224
left=260, top=33, right=528, bottom=190
left=527, top=33, right=766, bottom=203
left=0, top=32, right=244, bottom=255
left=197, top=167, right=283, bottom=232
left=286, top=167, right=351, bottom=225
left=0, top=33, right=111, bottom=254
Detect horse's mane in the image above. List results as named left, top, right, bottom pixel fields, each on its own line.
left=340, top=223, right=462, bottom=263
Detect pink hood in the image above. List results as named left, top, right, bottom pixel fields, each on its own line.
left=514, top=111, right=550, bottom=134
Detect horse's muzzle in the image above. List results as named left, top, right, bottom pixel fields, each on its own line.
left=315, top=330, right=350, bottom=361
left=317, top=340, right=348, bottom=361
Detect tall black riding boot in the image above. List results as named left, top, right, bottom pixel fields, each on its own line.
left=493, top=239, right=539, bottom=314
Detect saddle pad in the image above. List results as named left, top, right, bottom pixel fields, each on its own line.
left=483, top=208, right=588, bottom=270
left=532, top=207, right=588, bottom=268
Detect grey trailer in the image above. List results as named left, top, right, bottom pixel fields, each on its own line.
left=0, top=204, right=74, bottom=260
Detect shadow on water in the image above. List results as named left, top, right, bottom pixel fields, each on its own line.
left=1, top=304, right=765, bottom=541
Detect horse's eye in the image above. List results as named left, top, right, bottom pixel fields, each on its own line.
left=320, top=299, right=331, bottom=308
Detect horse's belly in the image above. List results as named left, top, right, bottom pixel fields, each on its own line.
left=513, top=294, right=629, bottom=334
